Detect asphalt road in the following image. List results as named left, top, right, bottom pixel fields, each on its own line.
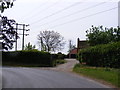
left=2, top=67, right=110, bottom=88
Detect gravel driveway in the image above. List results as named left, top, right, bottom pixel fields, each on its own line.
left=39, top=59, right=79, bottom=72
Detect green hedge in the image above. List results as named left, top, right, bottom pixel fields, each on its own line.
left=50, top=53, right=65, bottom=66
left=56, top=59, right=67, bottom=64
left=2, top=50, right=55, bottom=67
left=78, top=42, right=120, bottom=68
left=51, top=53, right=65, bottom=60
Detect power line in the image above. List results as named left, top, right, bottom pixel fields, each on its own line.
left=37, top=2, right=107, bottom=27
left=21, top=2, right=47, bottom=20
left=30, top=2, right=83, bottom=25
left=48, top=7, right=117, bottom=28
left=23, top=0, right=60, bottom=22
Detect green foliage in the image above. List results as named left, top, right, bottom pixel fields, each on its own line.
left=2, top=50, right=56, bottom=67
left=51, top=52, right=65, bottom=60
left=56, top=59, right=67, bottom=64
left=0, top=0, right=17, bottom=50
left=0, top=0, right=14, bottom=13
left=1, top=16, right=18, bottom=50
left=78, top=42, right=120, bottom=68
left=86, top=25, right=120, bottom=46
left=0, top=1, right=17, bottom=50
left=50, top=53, right=65, bottom=66
left=24, top=42, right=36, bottom=50
left=73, top=64, right=119, bottom=87
left=57, top=52, right=65, bottom=59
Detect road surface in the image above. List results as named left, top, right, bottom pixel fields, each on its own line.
left=2, top=67, right=110, bottom=88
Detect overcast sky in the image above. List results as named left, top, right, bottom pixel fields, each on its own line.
left=2, top=0, right=119, bottom=54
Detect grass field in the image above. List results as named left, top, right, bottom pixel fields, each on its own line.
left=73, top=64, right=119, bottom=88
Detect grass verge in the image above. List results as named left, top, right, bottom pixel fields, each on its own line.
left=73, top=64, right=119, bottom=88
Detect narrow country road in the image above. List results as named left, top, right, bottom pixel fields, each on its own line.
left=2, top=59, right=111, bottom=88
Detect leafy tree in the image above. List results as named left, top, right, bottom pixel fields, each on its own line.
left=0, top=16, right=18, bottom=50
left=0, top=0, right=14, bottom=13
left=0, top=0, right=17, bottom=50
left=25, top=42, right=36, bottom=50
left=37, top=30, right=65, bottom=52
left=86, top=25, right=120, bottom=46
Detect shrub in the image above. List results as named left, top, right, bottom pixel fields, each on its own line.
left=50, top=53, right=66, bottom=66
left=51, top=53, right=65, bottom=60
left=78, top=42, right=120, bottom=68
left=2, top=50, right=56, bottom=67
left=57, top=53, right=65, bottom=59
left=56, top=59, right=67, bottom=64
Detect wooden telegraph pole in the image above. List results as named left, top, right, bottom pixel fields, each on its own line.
left=15, top=23, right=30, bottom=51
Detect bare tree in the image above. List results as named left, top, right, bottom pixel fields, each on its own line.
left=37, top=30, right=65, bottom=52
left=68, top=39, right=76, bottom=52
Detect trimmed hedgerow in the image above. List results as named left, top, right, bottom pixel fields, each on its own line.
left=50, top=53, right=65, bottom=66
left=2, top=50, right=56, bottom=67
left=78, top=42, right=120, bottom=68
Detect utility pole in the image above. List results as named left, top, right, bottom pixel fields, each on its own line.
left=22, top=24, right=25, bottom=51
left=15, top=23, right=18, bottom=51
left=40, top=37, right=43, bottom=51
left=15, top=23, right=30, bottom=51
